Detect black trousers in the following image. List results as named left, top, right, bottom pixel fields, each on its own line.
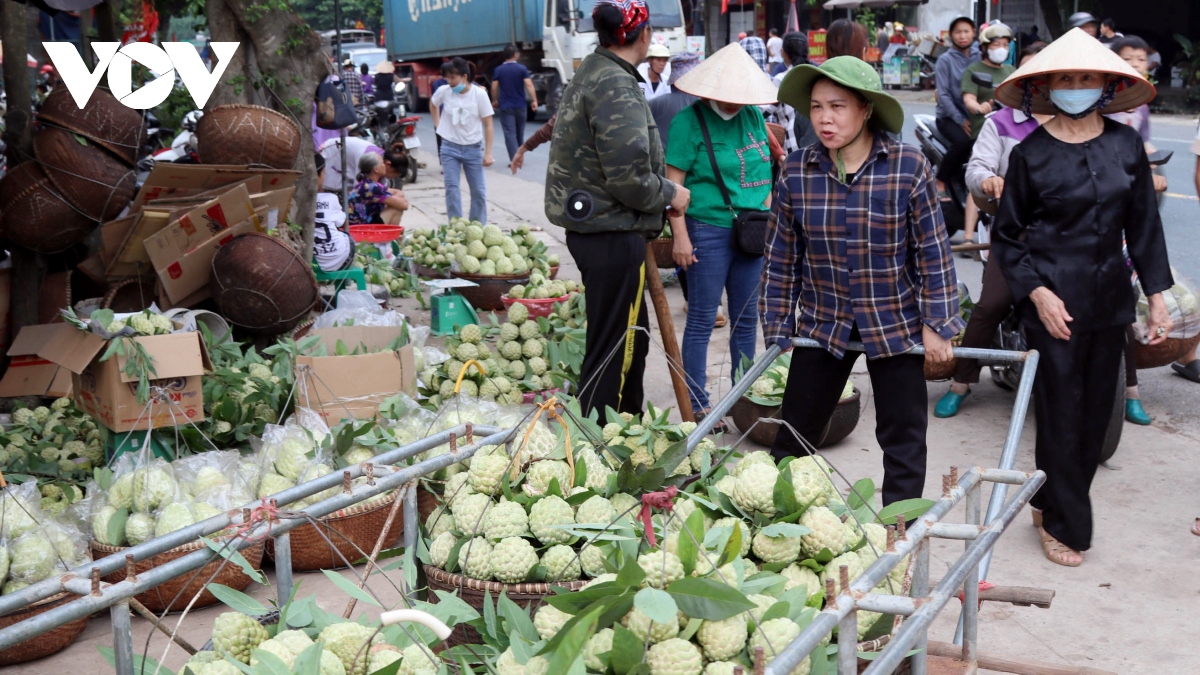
left=566, top=231, right=650, bottom=417
left=1025, top=324, right=1125, bottom=552
left=936, top=116, right=974, bottom=184
left=770, top=330, right=929, bottom=506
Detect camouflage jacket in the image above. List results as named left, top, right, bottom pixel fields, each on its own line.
left=545, top=48, right=676, bottom=237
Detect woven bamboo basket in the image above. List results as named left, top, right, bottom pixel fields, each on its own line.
left=449, top=271, right=531, bottom=312
left=729, top=390, right=861, bottom=448
left=425, top=565, right=587, bottom=646
left=412, top=263, right=450, bottom=279
left=196, top=104, right=303, bottom=170
left=650, top=237, right=676, bottom=269
left=1133, top=333, right=1200, bottom=369
left=89, top=539, right=265, bottom=614
left=266, top=491, right=403, bottom=571
left=211, top=233, right=319, bottom=335
left=34, top=125, right=136, bottom=221
left=38, top=271, right=72, bottom=325
left=0, top=162, right=97, bottom=253
left=0, top=592, right=89, bottom=665
left=923, top=334, right=965, bottom=381
left=417, top=484, right=441, bottom=523
left=103, top=277, right=158, bottom=312
left=38, top=87, right=145, bottom=165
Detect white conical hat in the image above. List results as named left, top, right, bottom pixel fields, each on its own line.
left=672, top=43, right=778, bottom=106
left=995, top=27, right=1154, bottom=115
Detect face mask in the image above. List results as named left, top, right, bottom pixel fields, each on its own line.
left=987, top=47, right=1009, bottom=64
left=451, top=83, right=466, bottom=94
left=1049, top=88, right=1103, bottom=115
left=709, top=100, right=739, bottom=121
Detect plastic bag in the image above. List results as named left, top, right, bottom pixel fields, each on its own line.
left=0, top=483, right=46, bottom=540
left=108, top=457, right=183, bottom=515
left=175, top=450, right=256, bottom=505
left=1132, top=268, right=1200, bottom=342
left=312, top=290, right=407, bottom=328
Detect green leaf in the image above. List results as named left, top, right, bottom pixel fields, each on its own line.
left=97, top=645, right=176, bottom=675
left=773, top=471, right=800, bottom=516
left=633, top=586, right=678, bottom=624
left=206, top=583, right=269, bottom=615
left=107, top=507, right=129, bottom=547
left=666, top=577, right=756, bottom=620
left=545, top=582, right=622, bottom=614
left=650, top=439, right=690, bottom=476
left=610, top=624, right=643, bottom=675
left=761, top=601, right=790, bottom=623
left=201, top=538, right=265, bottom=584
left=876, top=498, right=934, bottom=525
left=676, top=508, right=705, bottom=575
left=741, top=571, right=788, bottom=597
left=293, top=641, right=326, bottom=675
left=499, top=592, right=540, bottom=643
left=483, top=590, right=498, bottom=640
left=638, top=467, right=666, bottom=492
left=322, top=569, right=381, bottom=607
left=716, top=522, right=743, bottom=568
left=429, top=590, right=482, bottom=625
left=846, top=478, right=875, bottom=511
left=759, top=523, right=811, bottom=538
left=615, top=553, right=646, bottom=589
left=251, top=649, right=294, bottom=675
left=545, top=604, right=601, bottom=675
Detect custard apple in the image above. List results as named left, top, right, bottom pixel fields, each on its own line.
left=528, top=356, right=548, bottom=376
left=856, top=522, right=888, bottom=558
left=533, top=603, right=571, bottom=639
left=368, top=646, right=403, bottom=674
left=522, top=424, right=558, bottom=461
left=734, top=451, right=775, bottom=475
left=9, top=535, right=56, bottom=583
left=212, top=611, right=269, bottom=663
left=711, top=517, right=753, bottom=557
left=714, top=475, right=737, bottom=494
left=275, top=629, right=313, bottom=655
left=251, top=639, right=297, bottom=668
left=484, top=500, right=530, bottom=540
left=329, top=635, right=371, bottom=675
left=492, top=537, right=539, bottom=583
left=623, top=606, right=679, bottom=644
left=730, top=463, right=779, bottom=516
left=192, top=466, right=230, bottom=495
left=342, top=445, right=375, bottom=466
left=751, top=530, right=802, bottom=565
left=456, top=343, right=480, bottom=362
left=459, top=324, right=483, bottom=344
left=398, top=644, right=439, bottom=675
left=425, top=505, right=454, bottom=540
left=745, top=594, right=777, bottom=627
left=257, top=472, right=294, bottom=500
left=696, top=615, right=749, bottom=660
left=132, top=467, right=178, bottom=512
left=508, top=302, right=529, bottom=325
left=461, top=536, right=493, bottom=580
left=529, top=495, right=575, bottom=544
left=542, top=544, right=582, bottom=581
left=524, top=460, right=572, bottom=496
left=272, top=439, right=313, bottom=482
left=638, top=551, right=685, bottom=588
left=181, top=651, right=218, bottom=675
left=453, top=493, right=492, bottom=536
left=497, top=647, right=549, bottom=675
left=750, top=617, right=802, bottom=659
left=780, top=564, right=822, bottom=600
left=799, top=506, right=856, bottom=557
left=646, top=638, right=704, bottom=675
left=319, top=622, right=381, bottom=648
left=821, top=551, right=864, bottom=597
left=575, top=495, right=616, bottom=525
left=501, top=341, right=524, bottom=360
left=199, top=662, right=243, bottom=675
left=705, top=662, right=740, bottom=675
left=610, top=492, right=639, bottom=518
left=519, top=320, right=541, bottom=341
left=580, top=544, right=607, bottom=577
left=155, top=502, right=197, bottom=538
left=444, top=472, right=476, bottom=507
left=429, top=531, right=458, bottom=569
left=790, top=463, right=834, bottom=508
left=584, top=627, right=614, bottom=671
left=92, top=505, right=125, bottom=546
left=125, top=512, right=155, bottom=545
left=469, top=450, right=510, bottom=496
left=508, top=360, right=527, bottom=379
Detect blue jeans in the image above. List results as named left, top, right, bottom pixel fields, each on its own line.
left=681, top=218, right=762, bottom=412
left=497, top=107, right=527, bottom=162
left=439, top=140, right=488, bottom=224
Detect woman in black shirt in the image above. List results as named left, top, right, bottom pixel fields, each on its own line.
left=992, top=29, right=1173, bottom=566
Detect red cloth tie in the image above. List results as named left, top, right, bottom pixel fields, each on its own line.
left=639, top=486, right=678, bottom=547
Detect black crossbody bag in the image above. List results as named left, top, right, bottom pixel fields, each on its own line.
left=693, top=107, right=769, bottom=258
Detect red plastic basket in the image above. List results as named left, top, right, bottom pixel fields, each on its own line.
left=349, top=224, right=405, bottom=243
left=501, top=294, right=570, bottom=319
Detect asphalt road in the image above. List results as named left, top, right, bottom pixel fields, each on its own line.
left=411, top=101, right=1200, bottom=283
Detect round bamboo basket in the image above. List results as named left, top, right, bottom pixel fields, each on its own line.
left=449, top=271, right=530, bottom=312
left=650, top=237, right=676, bottom=269
left=417, top=484, right=440, bottom=524
left=196, top=104, right=303, bottom=169
left=0, top=592, right=89, bottom=665
left=89, top=539, right=265, bottom=614
left=729, top=390, right=861, bottom=448
left=211, top=232, right=318, bottom=335
left=425, top=565, right=587, bottom=646
left=266, top=492, right=403, bottom=571
left=34, top=125, right=136, bottom=221
left=0, top=162, right=97, bottom=254
left=1133, top=333, right=1200, bottom=369
left=923, top=334, right=965, bottom=381
left=102, top=277, right=158, bottom=312
left=38, top=87, right=145, bottom=165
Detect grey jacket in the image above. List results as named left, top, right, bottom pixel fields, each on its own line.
left=935, top=44, right=980, bottom=125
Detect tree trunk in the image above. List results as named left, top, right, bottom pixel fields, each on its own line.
left=95, top=0, right=122, bottom=43
left=1039, top=0, right=1065, bottom=38
left=205, top=0, right=328, bottom=257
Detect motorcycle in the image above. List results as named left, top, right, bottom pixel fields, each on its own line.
left=379, top=114, right=420, bottom=185
left=136, top=110, right=202, bottom=184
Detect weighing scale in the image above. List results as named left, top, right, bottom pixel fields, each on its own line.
left=423, top=278, right=481, bottom=335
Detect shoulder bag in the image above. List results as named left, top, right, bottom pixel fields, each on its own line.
left=693, top=106, right=770, bottom=258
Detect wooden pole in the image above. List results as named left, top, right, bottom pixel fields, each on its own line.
left=926, top=641, right=1119, bottom=675
left=644, top=243, right=694, bottom=423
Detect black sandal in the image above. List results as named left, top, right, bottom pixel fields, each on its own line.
left=1172, top=359, right=1200, bottom=384
left=694, top=411, right=729, bottom=435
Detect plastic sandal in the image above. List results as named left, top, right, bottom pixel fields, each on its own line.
left=1192, top=518, right=1200, bottom=537
left=1040, top=528, right=1082, bottom=567
left=1124, top=398, right=1152, bottom=425
left=694, top=411, right=729, bottom=435
left=1171, top=360, right=1200, bottom=384
left=934, top=389, right=970, bottom=418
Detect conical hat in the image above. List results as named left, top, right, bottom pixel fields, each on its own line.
left=995, top=28, right=1155, bottom=115
left=673, top=43, right=778, bottom=105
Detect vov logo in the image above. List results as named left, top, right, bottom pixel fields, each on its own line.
left=42, top=42, right=239, bottom=110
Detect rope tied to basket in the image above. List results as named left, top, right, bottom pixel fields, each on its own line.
left=640, top=485, right=678, bottom=547
left=229, top=499, right=281, bottom=544
left=510, top=397, right=574, bottom=483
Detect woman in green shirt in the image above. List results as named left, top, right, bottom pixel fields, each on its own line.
left=959, top=23, right=1016, bottom=246
left=666, top=43, right=778, bottom=424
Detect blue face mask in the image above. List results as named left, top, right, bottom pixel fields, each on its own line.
left=1049, top=88, right=1103, bottom=116
left=452, top=83, right=466, bottom=94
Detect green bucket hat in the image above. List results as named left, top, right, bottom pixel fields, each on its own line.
left=778, top=56, right=904, bottom=134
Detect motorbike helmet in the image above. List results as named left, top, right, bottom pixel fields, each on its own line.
left=1068, top=12, right=1099, bottom=30
left=647, top=44, right=670, bottom=59
left=182, top=110, right=203, bottom=131
left=979, top=23, right=1014, bottom=45
left=40, top=64, right=55, bottom=74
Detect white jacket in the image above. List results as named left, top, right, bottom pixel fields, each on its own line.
left=965, top=108, right=1040, bottom=202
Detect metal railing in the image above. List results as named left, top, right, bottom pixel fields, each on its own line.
left=0, top=422, right=514, bottom=670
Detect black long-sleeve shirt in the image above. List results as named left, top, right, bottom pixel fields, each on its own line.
left=992, top=119, right=1173, bottom=331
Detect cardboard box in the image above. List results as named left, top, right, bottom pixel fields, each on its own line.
left=250, top=186, right=296, bottom=232
left=0, top=324, right=74, bottom=398
left=37, top=326, right=210, bottom=432
left=145, top=184, right=258, bottom=258
left=152, top=217, right=261, bottom=305
left=131, top=164, right=301, bottom=212
left=294, top=326, right=416, bottom=424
